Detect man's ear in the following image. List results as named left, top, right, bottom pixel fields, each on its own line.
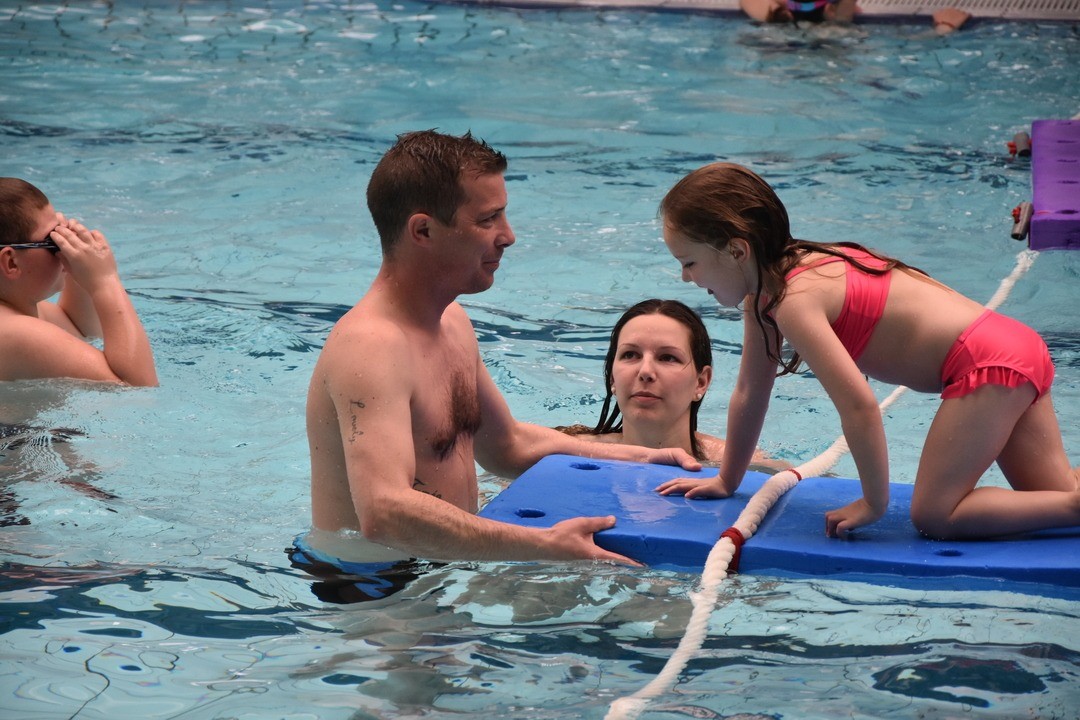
left=406, top=213, right=435, bottom=247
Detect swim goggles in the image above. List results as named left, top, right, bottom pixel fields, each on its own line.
left=2, top=228, right=61, bottom=253
left=1, top=241, right=60, bottom=253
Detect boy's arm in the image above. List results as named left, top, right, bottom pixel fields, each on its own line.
left=35, top=215, right=101, bottom=338
left=2, top=316, right=137, bottom=383
left=55, top=272, right=103, bottom=338
left=45, top=220, right=157, bottom=386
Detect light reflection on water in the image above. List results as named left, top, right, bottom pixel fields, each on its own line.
left=1, top=1, right=1079, bottom=717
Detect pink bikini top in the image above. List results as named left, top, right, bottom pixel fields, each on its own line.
left=784, top=248, right=892, bottom=362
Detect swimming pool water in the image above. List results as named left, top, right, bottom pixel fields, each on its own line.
left=2, top=2, right=1079, bottom=718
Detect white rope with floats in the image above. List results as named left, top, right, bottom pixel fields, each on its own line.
left=605, top=249, right=1039, bottom=720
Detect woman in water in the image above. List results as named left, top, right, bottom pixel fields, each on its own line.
left=560, top=298, right=783, bottom=469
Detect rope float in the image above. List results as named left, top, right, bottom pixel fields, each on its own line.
left=605, top=249, right=1039, bottom=720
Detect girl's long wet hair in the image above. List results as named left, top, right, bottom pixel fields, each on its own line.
left=659, top=162, right=923, bottom=376
left=560, top=299, right=713, bottom=459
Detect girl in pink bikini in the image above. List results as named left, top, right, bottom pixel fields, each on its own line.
left=655, top=162, right=1079, bottom=541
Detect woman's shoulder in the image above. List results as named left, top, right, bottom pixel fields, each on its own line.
left=696, top=432, right=793, bottom=472
left=694, top=433, right=727, bottom=464
left=554, top=425, right=623, bottom=444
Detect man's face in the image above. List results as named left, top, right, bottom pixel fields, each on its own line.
left=433, top=172, right=516, bottom=295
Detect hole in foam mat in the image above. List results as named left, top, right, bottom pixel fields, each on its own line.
left=570, top=462, right=601, bottom=471
left=516, top=508, right=546, bottom=518
left=935, top=549, right=963, bottom=557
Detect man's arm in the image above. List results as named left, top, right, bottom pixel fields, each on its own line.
left=325, top=324, right=639, bottom=564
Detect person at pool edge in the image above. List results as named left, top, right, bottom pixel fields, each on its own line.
left=305, top=130, right=701, bottom=566
left=739, top=0, right=971, bottom=35
left=0, top=178, right=157, bottom=386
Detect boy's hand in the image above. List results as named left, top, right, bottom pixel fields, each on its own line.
left=50, top=215, right=120, bottom=293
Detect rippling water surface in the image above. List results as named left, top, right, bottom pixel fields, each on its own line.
left=2, top=3, right=1078, bottom=718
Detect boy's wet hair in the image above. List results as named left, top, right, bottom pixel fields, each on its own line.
left=0, top=178, right=50, bottom=247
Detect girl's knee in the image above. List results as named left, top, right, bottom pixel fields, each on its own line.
left=909, top=501, right=952, bottom=540
left=911, top=512, right=953, bottom=540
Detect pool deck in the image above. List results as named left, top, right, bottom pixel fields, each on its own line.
left=446, top=0, right=1080, bottom=20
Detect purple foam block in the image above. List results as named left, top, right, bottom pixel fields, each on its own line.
left=1030, top=119, right=1080, bottom=250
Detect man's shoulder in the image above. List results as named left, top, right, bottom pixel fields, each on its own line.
left=327, top=298, right=408, bottom=343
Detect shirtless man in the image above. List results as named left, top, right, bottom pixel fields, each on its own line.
left=306, top=130, right=700, bottom=565
left=0, top=178, right=157, bottom=386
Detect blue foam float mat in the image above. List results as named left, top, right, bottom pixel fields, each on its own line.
left=479, top=455, right=1080, bottom=597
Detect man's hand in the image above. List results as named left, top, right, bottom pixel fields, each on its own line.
left=656, top=475, right=732, bottom=500
left=642, top=447, right=703, bottom=472
left=543, top=516, right=642, bottom=566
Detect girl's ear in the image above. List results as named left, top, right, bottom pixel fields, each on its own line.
left=729, top=237, right=751, bottom=262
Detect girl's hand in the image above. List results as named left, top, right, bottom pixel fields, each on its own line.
left=656, top=476, right=732, bottom=499
left=50, top=216, right=120, bottom=294
left=825, top=497, right=885, bottom=538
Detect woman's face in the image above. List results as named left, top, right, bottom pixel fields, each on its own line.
left=611, top=313, right=711, bottom=430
